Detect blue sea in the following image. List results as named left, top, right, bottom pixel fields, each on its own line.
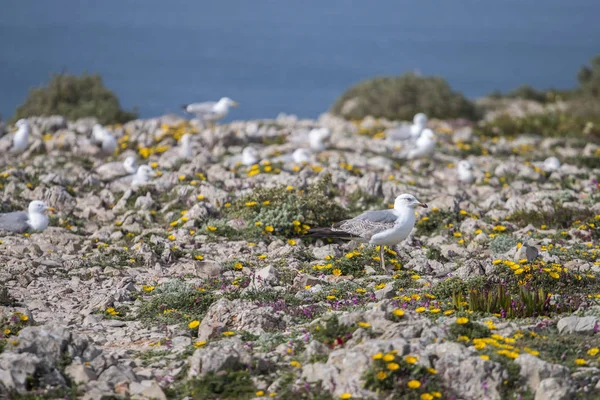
left=1, top=0, right=599, bottom=122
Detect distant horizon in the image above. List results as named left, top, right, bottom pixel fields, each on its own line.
left=2, top=0, right=599, bottom=121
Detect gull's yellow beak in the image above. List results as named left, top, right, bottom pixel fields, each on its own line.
left=419, top=203, right=428, bottom=208
left=231, top=101, right=239, bottom=107
left=47, top=207, right=57, bottom=213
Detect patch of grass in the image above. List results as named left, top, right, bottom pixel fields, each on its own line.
left=137, top=280, right=217, bottom=326
left=432, top=277, right=484, bottom=300
left=310, top=315, right=356, bottom=348
left=489, top=235, right=518, bottom=254
left=224, top=174, right=348, bottom=239
left=331, top=72, right=480, bottom=121
left=474, top=112, right=600, bottom=139
left=415, top=209, right=465, bottom=236
left=166, top=370, right=256, bottom=400
left=447, top=320, right=491, bottom=340
left=508, top=206, right=595, bottom=230
left=453, top=286, right=552, bottom=318
left=12, top=73, right=137, bottom=124
left=363, top=350, right=442, bottom=396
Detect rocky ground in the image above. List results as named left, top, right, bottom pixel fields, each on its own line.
left=0, top=111, right=600, bottom=400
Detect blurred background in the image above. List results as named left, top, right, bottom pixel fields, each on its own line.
left=1, top=0, right=599, bottom=121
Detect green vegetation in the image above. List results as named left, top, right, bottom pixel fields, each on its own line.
left=12, top=73, right=137, bottom=124
left=137, top=280, right=216, bottom=326
left=224, top=174, right=348, bottom=238
left=479, top=54, right=600, bottom=138
left=310, top=315, right=356, bottom=348
left=447, top=319, right=491, bottom=340
left=331, top=72, right=480, bottom=121
left=363, top=350, right=442, bottom=397
left=166, top=370, right=257, bottom=400
left=474, top=111, right=600, bottom=139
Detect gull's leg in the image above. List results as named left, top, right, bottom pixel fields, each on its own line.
left=380, top=246, right=386, bottom=271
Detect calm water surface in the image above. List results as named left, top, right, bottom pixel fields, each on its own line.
left=1, top=0, right=599, bottom=121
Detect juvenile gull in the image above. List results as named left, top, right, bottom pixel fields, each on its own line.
left=11, top=119, right=30, bottom=154
left=310, top=194, right=427, bottom=270
left=182, top=97, right=239, bottom=126
left=0, top=200, right=55, bottom=233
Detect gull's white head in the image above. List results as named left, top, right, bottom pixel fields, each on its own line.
left=28, top=200, right=51, bottom=215
left=123, top=156, right=138, bottom=174
left=218, top=97, right=239, bottom=108
left=15, top=119, right=29, bottom=129
left=181, top=133, right=191, bottom=144
left=543, top=156, right=561, bottom=172
left=292, top=148, right=311, bottom=164
left=27, top=200, right=54, bottom=231
left=394, top=194, right=428, bottom=210
left=419, top=129, right=436, bottom=141
left=242, top=146, right=259, bottom=166
left=413, top=113, right=428, bottom=127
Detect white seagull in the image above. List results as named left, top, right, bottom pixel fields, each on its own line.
left=91, top=124, right=117, bottom=156
left=407, top=129, right=436, bottom=159
left=310, top=194, right=427, bottom=270
left=387, top=113, right=428, bottom=141
left=131, top=165, right=156, bottom=187
left=457, top=160, right=475, bottom=184
left=309, top=128, right=332, bottom=152
left=179, top=134, right=193, bottom=160
left=0, top=200, right=55, bottom=233
left=242, top=146, right=259, bottom=166
left=11, top=119, right=30, bottom=154
left=182, top=97, right=239, bottom=126
left=543, top=157, right=561, bottom=172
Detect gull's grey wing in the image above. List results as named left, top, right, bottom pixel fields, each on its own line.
left=332, top=210, right=397, bottom=240
left=184, top=102, right=216, bottom=115
left=387, top=125, right=413, bottom=141
left=0, top=212, right=29, bottom=233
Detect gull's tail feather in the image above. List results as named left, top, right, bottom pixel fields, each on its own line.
left=307, top=227, right=360, bottom=240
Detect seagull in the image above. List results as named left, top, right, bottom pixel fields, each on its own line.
left=179, top=134, right=193, bottom=160
left=94, top=156, right=138, bottom=181
left=457, top=160, right=475, bottom=184
left=309, top=194, right=427, bottom=270
left=292, top=148, right=312, bottom=164
left=0, top=200, right=55, bottom=233
left=91, top=124, right=117, bottom=156
left=242, top=146, right=259, bottom=166
left=182, top=97, right=239, bottom=127
left=131, top=165, right=156, bottom=187
left=387, top=113, right=428, bottom=141
left=407, top=129, right=436, bottom=159
left=309, top=128, right=332, bottom=152
left=123, top=156, right=138, bottom=174
left=11, top=119, right=30, bottom=154
left=543, top=157, right=560, bottom=172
